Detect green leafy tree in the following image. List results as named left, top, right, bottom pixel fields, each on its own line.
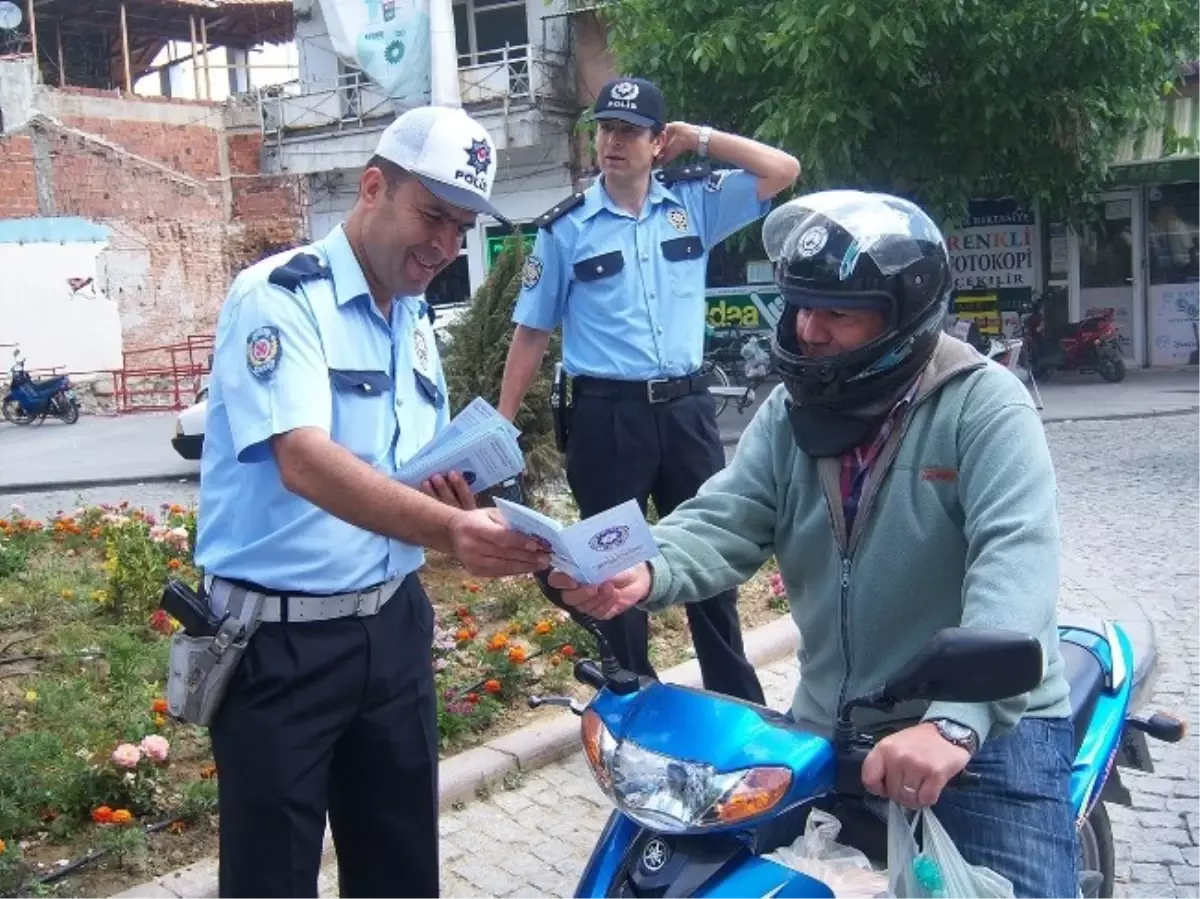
left=440, top=237, right=563, bottom=487
left=601, top=0, right=1197, bottom=223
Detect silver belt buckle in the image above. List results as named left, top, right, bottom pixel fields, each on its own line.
left=355, top=588, right=381, bottom=617
left=646, top=378, right=669, bottom=403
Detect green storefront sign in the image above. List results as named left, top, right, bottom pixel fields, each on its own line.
left=705, top=286, right=781, bottom=332
left=485, top=223, right=538, bottom=268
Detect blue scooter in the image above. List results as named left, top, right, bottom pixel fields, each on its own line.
left=530, top=576, right=1186, bottom=898
left=2, top=349, right=79, bottom=425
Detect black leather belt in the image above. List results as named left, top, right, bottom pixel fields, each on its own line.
left=572, top=373, right=711, bottom=404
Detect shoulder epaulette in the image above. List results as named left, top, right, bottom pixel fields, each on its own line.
left=267, top=251, right=331, bottom=292
left=534, top=192, right=586, bottom=230
left=657, top=161, right=714, bottom=185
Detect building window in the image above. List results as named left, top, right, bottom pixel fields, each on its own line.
left=426, top=255, right=472, bottom=308
left=454, top=0, right=529, bottom=65
left=1148, top=183, right=1199, bottom=286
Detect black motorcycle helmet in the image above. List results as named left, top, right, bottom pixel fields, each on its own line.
left=764, top=190, right=952, bottom=411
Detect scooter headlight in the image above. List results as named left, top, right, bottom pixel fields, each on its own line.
left=580, top=709, right=791, bottom=833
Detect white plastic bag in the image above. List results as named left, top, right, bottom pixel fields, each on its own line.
left=886, top=802, right=1015, bottom=898
left=767, top=808, right=891, bottom=898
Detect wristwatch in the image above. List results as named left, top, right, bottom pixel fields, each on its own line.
left=696, top=125, right=713, bottom=158
left=929, top=718, right=980, bottom=755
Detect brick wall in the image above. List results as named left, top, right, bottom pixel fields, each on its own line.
left=0, top=104, right=304, bottom=359
left=58, top=115, right=223, bottom=180
left=0, top=133, right=39, bottom=216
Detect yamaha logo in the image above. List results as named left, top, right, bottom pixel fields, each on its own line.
left=640, top=837, right=669, bottom=873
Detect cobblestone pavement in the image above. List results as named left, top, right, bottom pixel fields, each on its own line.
left=330, top=414, right=1197, bottom=899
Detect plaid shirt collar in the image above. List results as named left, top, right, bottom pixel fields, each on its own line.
left=840, top=376, right=922, bottom=533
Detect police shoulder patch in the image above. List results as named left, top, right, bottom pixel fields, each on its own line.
left=522, top=255, right=544, bottom=289
left=657, top=161, right=713, bottom=185
left=267, top=251, right=331, bottom=292
left=533, top=192, right=586, bottom=231
left=246, top=325, right=282, bottom=379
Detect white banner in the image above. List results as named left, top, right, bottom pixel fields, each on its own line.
left=1149, top=283, right=1200, bottom=366
left=317, top=0, right=460, bottom=108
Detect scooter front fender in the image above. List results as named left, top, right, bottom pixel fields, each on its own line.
left=572, top=810, right=835, bottom=898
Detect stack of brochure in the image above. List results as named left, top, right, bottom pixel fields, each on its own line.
left=395, top=397, right=525, bottom=494
left=492, top=497, right=659, bottom=585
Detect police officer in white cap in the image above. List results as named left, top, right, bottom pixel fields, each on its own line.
left=194, top=105, right=550, bottom=898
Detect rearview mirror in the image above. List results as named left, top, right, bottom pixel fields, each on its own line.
left=878, top=628, right=1043, bottom=706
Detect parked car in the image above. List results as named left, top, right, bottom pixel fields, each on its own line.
left=172, top=387, right=207, bottom=460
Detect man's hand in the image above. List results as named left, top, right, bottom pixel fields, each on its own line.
left=447, top=509, right=551, bottom=578
left=546, top=564, right=652, bottom=618
left=656, top=122, right=700, bottom=166
left=861, top=723, right=971, bottom=809
left=421, top=472, right=476, bottom=511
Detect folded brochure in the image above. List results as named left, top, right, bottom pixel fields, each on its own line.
left=492, top=497, right=659, bottom=585
left=395, top=397, right=525, bottom=494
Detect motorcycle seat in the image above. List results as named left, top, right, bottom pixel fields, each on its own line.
left=1060, top=640, right=1105, bottom=756
left=32, top=378, right=65, bottom=390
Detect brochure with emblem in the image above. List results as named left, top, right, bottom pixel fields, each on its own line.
left=395, top=397, right=525, bottom=494
left=491, top=497, right=658, bottom=585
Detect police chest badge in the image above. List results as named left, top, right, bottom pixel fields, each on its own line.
left=246, top=326, right=281, bottom=379
left=412, top=327, right=430, bottom=373
left=667, top=208, right=689, bottom=233
left=522, top=256, right=543, bottom=289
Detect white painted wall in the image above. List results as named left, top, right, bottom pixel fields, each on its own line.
left=0, top=242, right=123, bottom=374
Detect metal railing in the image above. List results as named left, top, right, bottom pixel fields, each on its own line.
left=256, top=43, right=567, bottom=142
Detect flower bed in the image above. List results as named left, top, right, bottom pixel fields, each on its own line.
left=0, top=500, right=785, bottom=897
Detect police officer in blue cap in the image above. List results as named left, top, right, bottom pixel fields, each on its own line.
left=497, top=77, right=800, bottom=704
left=193, top=105, right=550, bottom=898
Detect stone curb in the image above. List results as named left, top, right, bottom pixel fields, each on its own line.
left=0, top=472, right=200, bottom=496
left=1040, top=405, right=1198, bottom=425
left=110, top=616, right=801, bottom=898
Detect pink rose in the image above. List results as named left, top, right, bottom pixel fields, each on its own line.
left=139, top=734, right=170, bottom=762
left=111, top=743, right=142, bottom=768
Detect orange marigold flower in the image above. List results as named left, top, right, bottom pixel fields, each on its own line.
left=508, top=647, right=527, bottom=664
left=168, top=820, right=187, bottom=835
left=455, top=628, right=472, bottom=642
left=466, top=582, right=481, bottom=593
left=89, top=527, right=101, bottom=539
left=152, top=698, right=168, bottom=714
left=0, top=838, right=6, bottom=854
left=534, top=621, right=552, bottom=635
left=91, top=806, right=114, bottom=824
left=167, top=558, right=182, bottom=571
left=111, top=809, right=133, bottom=825
left=561, top=645, right=576, bottom=658
left=200, top=764, right=218, bottom=779
left=455, top=605, right=471, bottom=619
left=484, top=679, right=502, bottom=695
left=466, top=693, right=479, bottom=704
left=487, top=633, right=509, bottom=651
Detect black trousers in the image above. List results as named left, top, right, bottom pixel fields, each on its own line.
left=209, top=574, right=439, bottom=898
left=565, top=386, right=765, bottom=705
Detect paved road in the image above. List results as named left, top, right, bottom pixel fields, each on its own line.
left=0, top=367, right=1193, bottom=495
left=360, top=413, right=1199, bottom=898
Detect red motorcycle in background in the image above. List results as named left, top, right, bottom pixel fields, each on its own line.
left=1022, top=299, right=1127, bottom=383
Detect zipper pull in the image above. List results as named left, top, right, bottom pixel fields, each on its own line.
left=841, top=556, right=850, bottom=589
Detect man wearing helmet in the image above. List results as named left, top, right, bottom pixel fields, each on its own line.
left=549, top=190, right=1077, bottom=897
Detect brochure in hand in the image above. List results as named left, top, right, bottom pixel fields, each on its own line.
left=395, top=397, right=525, bottom=494
left=491, top=497, right=659, bottom=585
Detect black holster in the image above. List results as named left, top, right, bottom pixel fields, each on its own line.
left=550, top=361, right=572, bottom=453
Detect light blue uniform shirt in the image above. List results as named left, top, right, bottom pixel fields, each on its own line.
left=512, top=168, right=770, bottom=380
left=194, top=223, right=450, bottom=595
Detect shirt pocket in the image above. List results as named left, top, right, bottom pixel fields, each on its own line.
left=660, top=235, right=705, bottom=297
left=328, top=368, right=394, bottom=463
left=573, top=250, right=624, bottom=283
